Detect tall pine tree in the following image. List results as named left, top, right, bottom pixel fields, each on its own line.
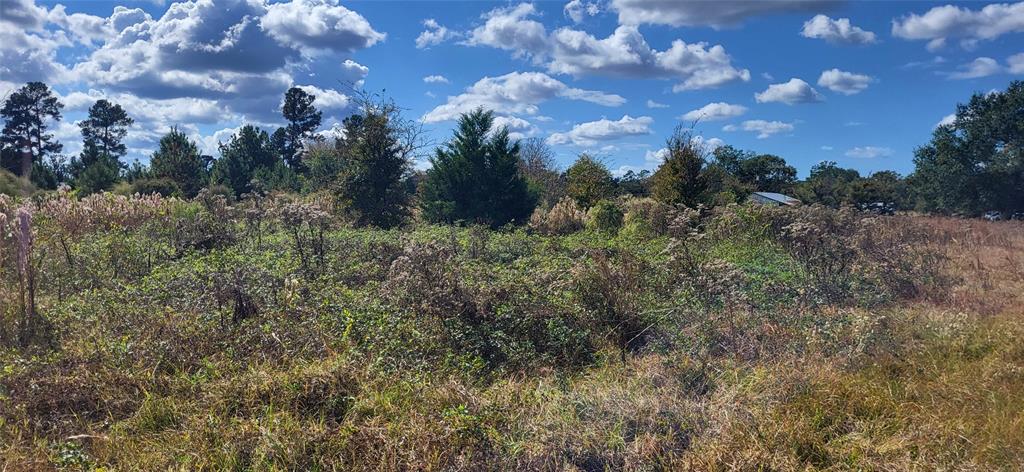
left=150, top=127, right=207, bottom=198
left=420, top=108, right=535, bottom=226
left=73, top=99, right=133, bottom=194
left=274, top=87, right=322, bottom=172
left=1, top=82, right=63, bottom=179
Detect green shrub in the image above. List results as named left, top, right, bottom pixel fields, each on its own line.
left=586, top=199, right=623, bottom=234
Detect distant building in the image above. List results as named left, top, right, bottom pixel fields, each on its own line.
left=749, top=192, right=801, bottom=206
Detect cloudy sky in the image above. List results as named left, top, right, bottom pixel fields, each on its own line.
left=2, top=0, right=1022, bottom=177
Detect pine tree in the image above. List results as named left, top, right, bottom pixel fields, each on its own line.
left=274, top=87, right=322, bottom=172
left=0, top=82, right=63, bottom=178
left=212, top=124, right=278, bottom=196
left=78, top=99, right=133, bottom=159
left=335, top=96, right=419, bottom=228
left=420, top=108, right=536, bottom=226
left=150, top=127, right=207, bottom=198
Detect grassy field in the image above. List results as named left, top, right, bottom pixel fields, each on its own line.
left=1, top=191, right=1022, bottom=470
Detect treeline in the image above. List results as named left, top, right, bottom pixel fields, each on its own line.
left=2, top=81, right=1022, bottom=223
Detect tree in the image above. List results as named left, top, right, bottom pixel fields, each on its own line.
left=150, top=127, right=207, bottom=198
left=1, top=82, right=63, bottom=178
left=420, top=108, right=536, bottom=226
left=565, top=154, right=615, bottom=208
left=793, top=161, right=860, bottom=207
left=617, top=169, right=651, bottom=197
left=518, top=137, right=564, bottom=207
left=335, top=94, right=421, bottom=228
left=711, top=145, right=797, bottom=195
left=911, top=81, right=1024, bottom=216
left=651, top=126, right=711, bottom=207
left=70, top=99, right=134, bottom=194
left=851, top=170, right=907, bottom=212
left=78, top=99, right=132, bottom=159
left=274, top=87, right=322, bottom=171
left=212, top=124, right=279, bottom=196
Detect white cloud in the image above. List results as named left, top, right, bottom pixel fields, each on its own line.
left=821, top=145, right=834, bottom=151
left=800, top=14, right=877, bottom=44
left=261, top=0, right=385, bottom=54
left=422, top=71, right=624, bottom=123
left=723, top=120, right=795, bottom=139
left=465, top=3, right=750, bottom=91
left=564, top=0, right=600, bottom=24
left=416, top=18, right=457, bottom=48
left=645, top=147, right=669, bottom=163
left=547, top=115, right=653, bottom=146
left=611, top=0, right=832, bottom=28
left=492, top=115, right=538, bottom=140
left=845, top=146, right=893, bottom=158
left=755, top=78, right=823, bottom=104
left=684, top=101, right=749, bottom=121
left=1009, top=53, right=1024, bottom=73
left=340, top=59, right=369, bottom=86
left=423, top=75, right=450, bottom=84
left=680, top=102, right=747, bottom=121
left=817, top=68, right=874, bottom=95
left=949, top=57, right=1002, bottom=79
left=892, top=3, right=1024, bottom=49
left=646, top=99, right=669, bottom=108
left=465, top=3, right=549, bottom=56
left=294, top=85, right=351, bottom=111
left=936, top=113, right=956, bottom=128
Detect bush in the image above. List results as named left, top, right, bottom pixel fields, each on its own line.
left=0, top=169, right=35, bottom=197
left=529, top=196, right=585, bottom=235
left=586, top=200, right=623, bottom=234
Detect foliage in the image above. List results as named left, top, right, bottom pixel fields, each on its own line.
left=420, top=108, right=536, bottom=226
left=334, top=94, right=419, bottom=228
left=211, top=125, right=280, bottom=196
left=1, top=82, right=64, bottom=178
left=77, top=99, right=132, bottom=160
left=528, top=196, right=585, bottom=235
left=274, top=87, right=322, bottom=171
left=651, top=126, right=712, bottom=207
left=517, top=137, right=564, bottom=207
left=793, top=161, right=861, bottom=208
left=565, top=154, right=615, bottom=208
left=149, top=127, right=208, bottom=198
left=911, top=80, right=1024, bottom=216
left=586, top=199, right=624, bottom=234
left=712, top=145, right=797, bottom=195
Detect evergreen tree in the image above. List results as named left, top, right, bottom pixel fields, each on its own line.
left=150, top=127, right=207, bottom=198
left=212, top=124, right=278, bottom=196
left=0, top=82, right=63, bottom=178
left=71, top=99, right=133, bottom=194
left=420, top=108, right=536, bottom=226
left=78, top=99, right=132, bottom=159
left=565, top=154, right=615, bottom=208
left=651, top=126, right=710, bottom=207
left=335, top=97, right=418, bottom=228
left=274, top=87, right=322, bottom=171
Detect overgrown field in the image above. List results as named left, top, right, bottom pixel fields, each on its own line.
left=2, top=191, right=1023, bottom=470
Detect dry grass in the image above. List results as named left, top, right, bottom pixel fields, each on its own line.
left=1, top=213, right=1023, bottom=471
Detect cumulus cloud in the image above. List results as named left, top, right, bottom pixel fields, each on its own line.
left=294, top=85, right=351, bottom=111
left=261, top=0, right=385, bottom=54
left=611, top=0, right=833, bottom=28
left=801, top=14, right=877, bottom=44
left=464, top=3, right=750, bottom=91
left=817, top=68, right=873, bottom=94
left=723, top=120, right=795, bottom=139
left=845, top=146, right=893, bottom=158
left=564, top=0, right=600, bottom=23
left=892, top=2, right=1024, bottom=50
left=1009, top=53, right=1024, bottom=73
left=492, top=115, right=538, bottom=140
left=416, top=18, right=457, bottom=48
left=547, top=115, right=653, bottom=146
left=421, top=71, right=624, bottom=123
left=680, top=102, right=747, bottom=121
left=755, top=78, right=824, bottom=104
left=423, top=75, right=450, bottom=84
left=646, top=99, right=669, bottom=108
left=949, top=57, right=1002, bottom=79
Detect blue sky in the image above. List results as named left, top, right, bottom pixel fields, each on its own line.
left=3, top=0, right=1023, bottom=177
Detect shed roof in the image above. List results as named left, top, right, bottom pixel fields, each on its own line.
left=751, top=192, right=801, bottom=205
